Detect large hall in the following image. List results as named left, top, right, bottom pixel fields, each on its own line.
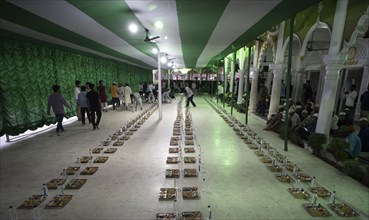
left=1, top=0, right=369, bottom=219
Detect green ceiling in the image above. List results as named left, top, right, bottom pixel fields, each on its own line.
left=0, top=0, right=350, bottom=70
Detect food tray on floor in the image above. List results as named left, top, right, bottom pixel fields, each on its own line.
left=156, top=213, right=176, bottom=220
left=184, top=157, right=196, bottom=163
left=80, top=167, right=98, bottom=175
left=310, top=186, right=331, bottom=198
left=185, top=140, right=194, bottom=145
left=267, top=164, right=283, bottom=172
left=286, top=164, right=300, bottom=172
left=93, top=156, right=109, bottom=163
left=184, top=147, right=195, bottom=153
left=101, top=140, right=110, bottom=146
left=254, top=150, right=264, bottom=157
left=244, top=139, right=253, bottom=144
left=185, top=136, right=193, bottom=140
left=159, top=188, right=176, bottom=200
left=185, top=131, right=193, bottom=135
left=288, top=188, right=311, bottom=199
left=47, top=179, right=66, bottom=189
left=260, top=156, right=272, bottom=163
left=165, top=169, right=180, bottom=178
left=182, top=211, right=202, bottom=220
left=276, top=174, right=295, bottom=183
left=45, top=195, right=72, bottom=208
left=92, top=148, right=104, bottom=153
left=173, top=131, right=181, bottom=136
left=104, top=148, right=117, bottom=153
left=302, top=203, right=331, bottom=217
left=120, top=135, right=130, bottom=140
left=329, top=203, right=359, bottom=217
left=110, top=135, right=117, bottom=140
left=169, top=148, right=179, bottom=153
left=184, top=169, right=198, bottom=177
left=170, top=140, right=179, bottom=146
left=65, top=179, right=86, bottom=189
left=18, top=195, right=47, bottom=209
left=113, top=141, right=124, bottom=146
left=171, top=136, right=180, bottom=141
left=166, top=157, right=179, bottom=164
left=80, top=156, right=93, bottom=163
left=182, top=187, right=199, bottom=199
left=65, top=167, right=80, bottom=175
left=127, top=131, right=135, bottom=135
left=296, top=173, right=312, bottom=182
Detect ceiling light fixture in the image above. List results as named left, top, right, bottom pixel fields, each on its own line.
left=160, top=56, right=167, bottom=64
left=154, top=20, right=164, bottom=29
left=164, top=36, right=168, bottom=40
left=129, top=24, right=138, bottom=33
left=152, top=48, right=158, bottom=54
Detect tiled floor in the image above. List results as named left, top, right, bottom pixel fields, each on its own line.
left=0, top=96, right=368, bottom=219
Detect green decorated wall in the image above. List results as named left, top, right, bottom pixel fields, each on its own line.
left=0, top=37, right=151, bottom=136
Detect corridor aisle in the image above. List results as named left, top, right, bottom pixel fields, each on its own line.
left=190, top=97, right=368, bottom=219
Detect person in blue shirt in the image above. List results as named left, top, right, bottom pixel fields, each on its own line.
left=339, top=126, right=362, bottom=159
left=358, top=117, right=369, bottom=152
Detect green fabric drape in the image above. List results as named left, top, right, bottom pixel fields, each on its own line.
left=0, top=38, right=151, bottom=136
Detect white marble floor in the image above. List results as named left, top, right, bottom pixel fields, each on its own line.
left=0, top=96, right=368, bottom=220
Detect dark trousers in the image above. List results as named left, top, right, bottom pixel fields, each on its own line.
left=186, top=95, right=196, bottom=107
left=90, top=109, right=102, bottom=129
left=112, top=97, right=120, bottom=109
left=55, top=114, right=64, bottom=132
left=258, top=100, right=266, bottom=115
left=80, top=107, right=91, bottom=124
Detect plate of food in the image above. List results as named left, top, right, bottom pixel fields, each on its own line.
left=260, top=156, right=272, bottom=164
left=45, top=195, right=72, bottom=208
left=185, top=136, right=193, bottom=140
left=185, top=140, right=194, bottom=145
left=184, top=147, right=195, bottom=153
left=159, top=188, right=177, bottom=200
left=156, top=213, right=176, bottom=220
left=93, top=156, right=109, bottom=163
left=169, top=148, right=179, bottom=153
left=254, top=150, right=264, bottom=157
left=166, top=157, right=179, bottom=164
left=267, top=164, right=283, bottom=172
left=80, top=156, right=93, bottom=163
left=302, top=203, right=331, bottom=217
left=104, top=148, right=117, bottom=153
left=170, top=140, right=179, bottom=146
left=184, top=169, right=198, bottom=177
left=92, top=148, right=104, bottom=154
left=296, top=173, right=312, bottom=182
left=65, top=179, right=87, bottom=189
left=182, top=211, right=202, bottom=220
left=80, top=167, right=98, bottom=175
left=184, top=157, right=196, bottom=163
left=101, top=140, right=110, bottom=146
left=276, top=174, right=295, bottom=183
left=165, top=169, right=180, bottom=178
left=110, top=134, right=117, bottom=140
left=113, top=141, right=124, bottom=146
left=47, top=179, right=66, bottom=189
left=310, top=186, right=331, bottom=198
left=329, top=203, right=359, bottom=217
left=288, top=188, right=311, bottom=200
left=65, top=166, right=80, bottom=175
left=171, top=136, right=180, bottom=141
left=182, top=187, right=199, bottom=199
left=18, top=195, right=47, bottom=209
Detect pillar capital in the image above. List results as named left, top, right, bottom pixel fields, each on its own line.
left=269, top=63, right=285, bottom=79
left=323, top=54, right=345, bottom=80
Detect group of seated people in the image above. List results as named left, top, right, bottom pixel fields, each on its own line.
left=263, top=99, right=369, bottom=159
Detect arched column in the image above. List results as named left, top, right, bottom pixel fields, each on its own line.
left=249, top=67, right=259, bottom=112
left=237, top=69, right=245, bottom=104
left=268, top=63, right=285, bottom=116
left=316, top=55, right=345, bottom=135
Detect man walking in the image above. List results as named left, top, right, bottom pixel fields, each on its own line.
left=86, top=84, right=102, bottom=130
left=77, top=85, right=91, bottom=125
left=74, top=80, right=81, bottom=120
left=110, top=82, right=119, bottom=110
left=360, top=83, right=369, bottom=118
left=47, top=85, right=71, bottom=136
left=185, top=83, right=196, bottom=107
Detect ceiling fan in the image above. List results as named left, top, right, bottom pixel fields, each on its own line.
left=144, top=28, right=160, bottom=42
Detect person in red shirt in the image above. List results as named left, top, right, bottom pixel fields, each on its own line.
left=98, top=80, right=108, bottom=112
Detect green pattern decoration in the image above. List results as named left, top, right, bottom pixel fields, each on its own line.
left=0, top=38, right=150, bottom=136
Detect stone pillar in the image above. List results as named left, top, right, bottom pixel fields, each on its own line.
left=268, top=64, right=285, bottom=116
left=249, top=68, right=259, bottom=112
left=316, top=55, right=345, bottom=135
left=357, top=63, right=369, bottom=118
left=315, top=66, right=325, bottom=103
left=237, top=69, right=245, bottom=104
left=293, top=71, right=304, bottom=102
left=266, top=71, right=273, bottom=95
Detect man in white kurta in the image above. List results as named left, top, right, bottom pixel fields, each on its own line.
left=123, top=83, right=132, bottom=109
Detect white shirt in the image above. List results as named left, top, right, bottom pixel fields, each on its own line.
left=74, top=87, right=80, bottom=100
left=331, top=115, right=338, bottom=130
left=218, top=85, right=224, bottom=94
left=147, top=84, right=154, bottom=92
left=345, top=90, right=357, bottom=107
left=185, top=86, right=193, bottom=97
